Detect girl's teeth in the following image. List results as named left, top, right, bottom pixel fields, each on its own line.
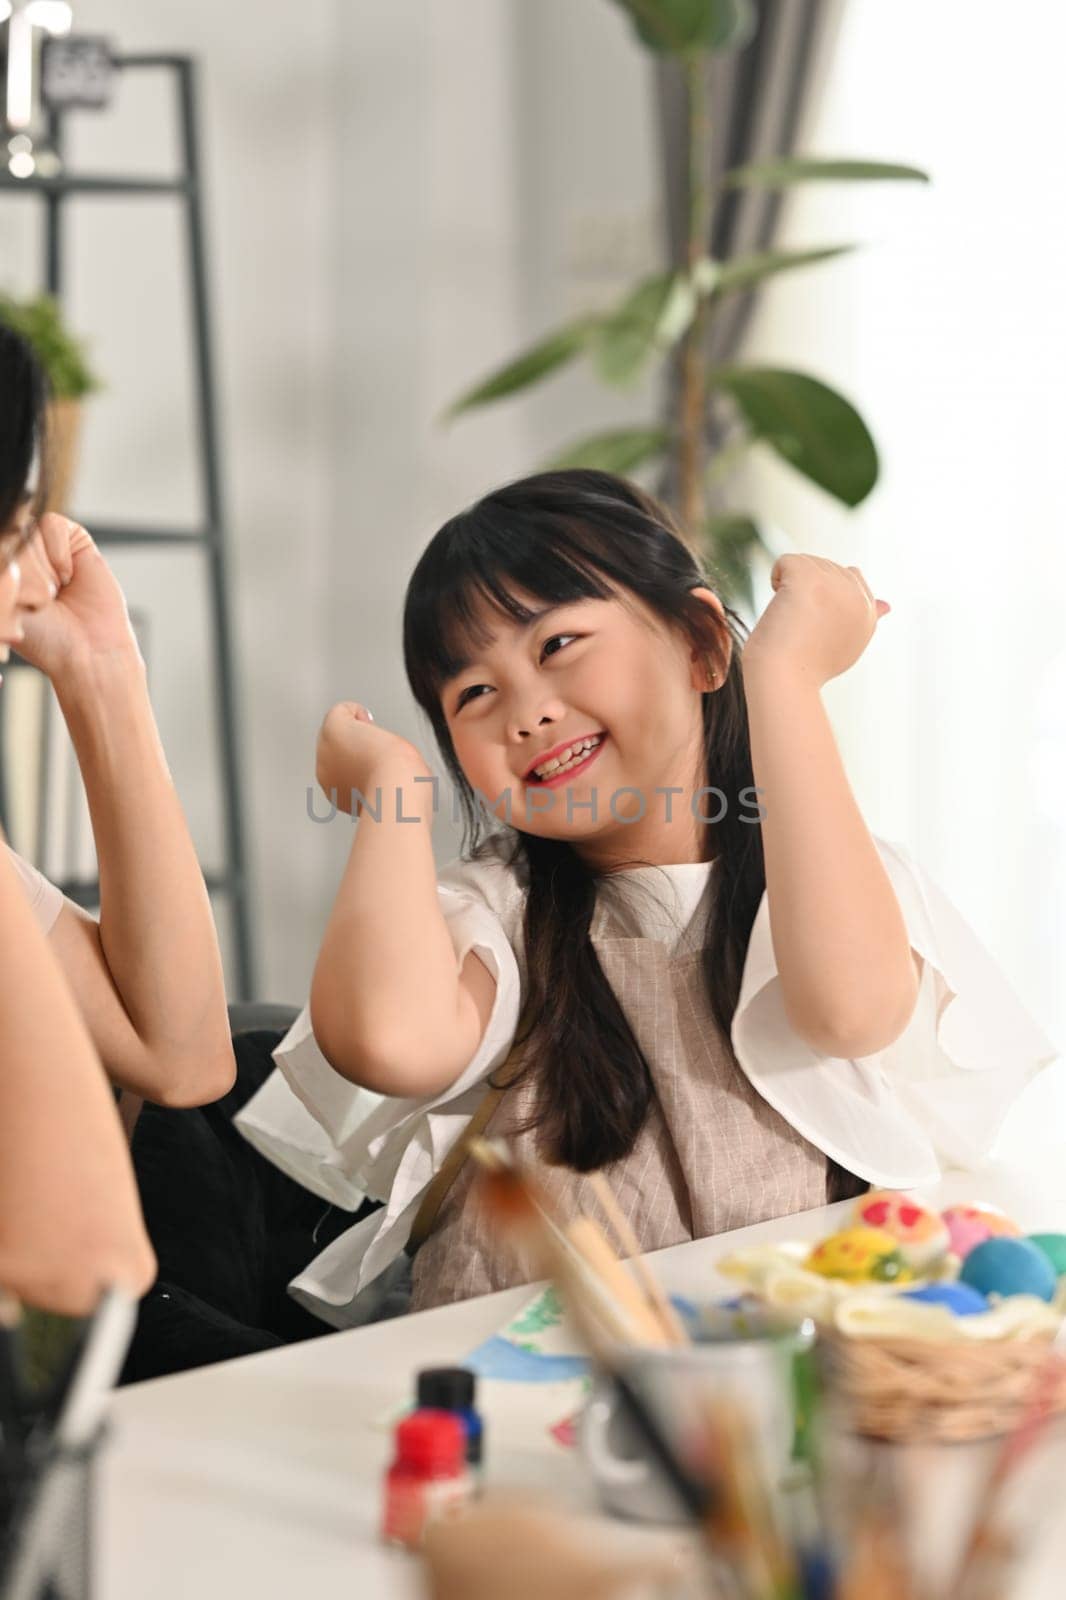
left=534, top=735, right=601, bottom=779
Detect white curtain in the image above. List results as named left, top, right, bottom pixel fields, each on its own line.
left=736, top=0, right=1066, bottom=1150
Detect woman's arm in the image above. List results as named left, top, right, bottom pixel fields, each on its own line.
left=0, top=847, right=156, bottom=1313
left=308, top=702, right=495, bottom=1096
left=742, top=556, right=920, bottom=1059
left=17, top=519, right=233, bottom=1107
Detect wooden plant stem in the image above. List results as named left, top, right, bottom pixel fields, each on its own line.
left=678, top=51, right=713, bottom=541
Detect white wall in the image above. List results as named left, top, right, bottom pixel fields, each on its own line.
left=326, top=0, right=663, bottom=884
left=736, top=0, right=1066, bottom=1145
left=3, top=0, right=344, bottom=998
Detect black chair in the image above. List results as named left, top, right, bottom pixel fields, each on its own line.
left=226, top=1002, right=300, bottom=1037
left=121, top=1004, right=379, bottom=1382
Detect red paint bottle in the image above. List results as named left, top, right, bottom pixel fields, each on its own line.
left=381, top=1409, right=473, bottom=1549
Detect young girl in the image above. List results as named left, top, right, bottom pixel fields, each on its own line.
left=237, top=470, right=1056, bottom=1325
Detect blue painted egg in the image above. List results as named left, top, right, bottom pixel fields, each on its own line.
left=959, top=1237, right=1057, bottom=1303
left=902, top=1283, right=989, bottom=1317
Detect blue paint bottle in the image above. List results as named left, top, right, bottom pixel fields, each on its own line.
left=416, top=1367, right=483, bottom=1471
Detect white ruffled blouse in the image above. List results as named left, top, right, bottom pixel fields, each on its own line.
left=234, top=836, right=1059, bottom=1327
left=5, top=844, right=64, bottom=934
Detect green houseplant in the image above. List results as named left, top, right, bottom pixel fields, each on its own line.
left=445, top=0, right=928, bottom=609
left=0, top=292, right=100, bottom=514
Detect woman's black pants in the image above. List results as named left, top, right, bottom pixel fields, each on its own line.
left=121, top=1030, right=377, bottom=1383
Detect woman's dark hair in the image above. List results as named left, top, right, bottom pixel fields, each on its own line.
left=0, top=322, right=49, bottom=538
left=403, top=469, right=765, bottom=1171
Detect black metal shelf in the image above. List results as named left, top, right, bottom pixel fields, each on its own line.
left=88, top=524, right=212, bottom=548
left=0, top=174, right=191, bottom=196
left=0, top=55, right=255, bottom=998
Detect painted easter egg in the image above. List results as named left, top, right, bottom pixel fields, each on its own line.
left=805, top=1228, right=912, bottom=1284
left=1027, top=1233, right=1066, bottom=1277
left=941, top=1204, right=1021, bottom=1261
left=853, top=1190, right=950, bottom=1271
left=959, top=1237, right=1057, bottom=1303
left=902, top=1283, right=989, bottom=1317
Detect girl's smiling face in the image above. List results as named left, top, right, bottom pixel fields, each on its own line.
left=442, top=583, right=728, bottom=867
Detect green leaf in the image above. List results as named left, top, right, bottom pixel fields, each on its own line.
left=445, top=318, right=597, bottom=417
left=703, top=513, right=764, bottom=612
left=545, top=426, right=671, bottom=475
left=0, top=293, right=100, bottom=398
left=711, top=367, right=879, bottom=507
left=710, top=243, right=857, bottom=296
left=592, top=272, right=696, bottom=386
left=609, top=0, right=756, bottom=54
left=723, top=156, right=930, bottom=188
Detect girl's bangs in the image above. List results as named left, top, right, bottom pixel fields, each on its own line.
left=409, top=514, right=616, bottom=707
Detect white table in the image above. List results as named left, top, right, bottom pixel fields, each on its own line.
left=98, top=1154, right=1066, bottom=1599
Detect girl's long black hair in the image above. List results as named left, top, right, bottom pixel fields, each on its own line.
left=403, top=469, right=765, bottom=1171
left=0, top=323, right=49, bottom=537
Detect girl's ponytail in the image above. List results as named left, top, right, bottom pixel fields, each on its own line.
left=503, top=833, right=653, bottom=1170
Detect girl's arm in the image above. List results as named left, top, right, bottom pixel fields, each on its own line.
left=17, top=519, right=233, bottom=1108
left=0, top=846, right=157, bottom=1313
left=308, top=703, right=496, bottom=1096
left=742, top=556, right=920, bottom=1060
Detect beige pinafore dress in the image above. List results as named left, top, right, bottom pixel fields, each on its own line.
left=410, top=888, right=864, bottom=1312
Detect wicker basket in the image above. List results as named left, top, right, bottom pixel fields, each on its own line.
left=819, top=1329, right=1066, bottom=1443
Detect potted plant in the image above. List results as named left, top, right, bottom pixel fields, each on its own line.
left=444, top=0, right=929, bottom=610
left=0, top=292, right=100, bottom=515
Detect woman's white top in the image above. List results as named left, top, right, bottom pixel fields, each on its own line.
left=5, top=845, right=64, bottom=934
left=234, top=836, right=1059, bottom=1326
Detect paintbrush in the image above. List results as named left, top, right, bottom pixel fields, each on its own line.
left=833, top=1444, right=918, bottom=1600
left=563, top=1218, right=673, bottom=1348
left=471, top=1142, right=819, bottom=1596
left=586, top=1171, right=689, bottom=1346
left=468, top=1140, right=655, bottom=1347
left=701, top=1395, right=803, bottom=1600
left=469, top=1140, right=713, bottom=1524
left=949, top=1325, right=1066, bottom=1600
